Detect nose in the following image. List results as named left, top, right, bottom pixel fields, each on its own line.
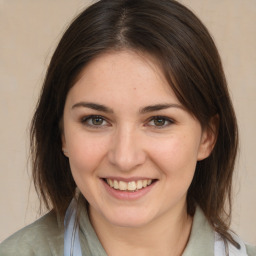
left=107, top=127, right=146, bottom=172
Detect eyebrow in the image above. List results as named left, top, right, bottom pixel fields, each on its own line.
left=71, top=102, right=183, bottom=114
left=72, top=102, right=114, bottom=113
left=139, top=103, right=184, bottom=114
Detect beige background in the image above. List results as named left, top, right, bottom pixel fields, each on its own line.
left=0, top=0, right=255, bottom=244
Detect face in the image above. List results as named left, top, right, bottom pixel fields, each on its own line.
left=62, top=50, right=215, bottom=228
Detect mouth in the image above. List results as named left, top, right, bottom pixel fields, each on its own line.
left=103, top=178, right=157, bottom=192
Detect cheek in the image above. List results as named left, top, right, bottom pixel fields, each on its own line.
left=149, top=135, right=199, bottom=177
left=66, top=134, right=108, bottom=176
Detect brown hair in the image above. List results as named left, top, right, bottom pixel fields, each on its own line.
left=31, top=0, right=238, bottom=247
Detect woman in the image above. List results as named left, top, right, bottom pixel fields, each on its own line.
left=0, top=0, right=255, bottom=255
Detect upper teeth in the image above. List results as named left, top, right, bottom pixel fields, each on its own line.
left=106, top=179, right=153, bottom=191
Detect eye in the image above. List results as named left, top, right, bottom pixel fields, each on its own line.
left=147, top=116, right=174, bottom=128
left=81, top=115, right=109, bottom=128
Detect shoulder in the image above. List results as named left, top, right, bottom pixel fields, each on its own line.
left=246, top=243, right=256, bottom=256
left=0, top=211, right=64, bottom=256
left=189, top=207, right=256, bottom=256
left=218, top=231, right=256, bottom=256
left=229, top=232, right=256, bottom=256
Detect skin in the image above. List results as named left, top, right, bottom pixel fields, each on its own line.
left=62, top=50, right=216, bottom=256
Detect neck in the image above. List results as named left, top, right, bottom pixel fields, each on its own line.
left=89, top=204, right=193, bottom=256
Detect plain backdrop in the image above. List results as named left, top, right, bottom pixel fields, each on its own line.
left=0, top=0, right=255, bottom=244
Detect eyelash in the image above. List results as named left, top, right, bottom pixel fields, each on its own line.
left=80, top=115, right=174, bottom=129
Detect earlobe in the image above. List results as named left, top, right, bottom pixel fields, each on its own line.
left=197, top=115, right=219, bottom=161
left=62, top=148, right=69, bottom=157
left=61, top=134, right=69, bottom=157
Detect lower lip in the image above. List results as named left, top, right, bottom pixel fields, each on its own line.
left=101, top=179, right=157, bottom=200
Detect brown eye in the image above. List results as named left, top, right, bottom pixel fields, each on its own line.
left=147, top=116, right=174, bottom=128
left=81, top=115, right=108, bottom=128
left=153, top=118, right=166, bottom=126
left=91, top=116, right=104, bottom=125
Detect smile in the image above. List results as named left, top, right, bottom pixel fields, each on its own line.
left=105, top=178, right=154, bottom=192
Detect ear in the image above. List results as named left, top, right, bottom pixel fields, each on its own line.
left=197, top=115, right=219, bottom=161
left=61, top=134, right=69, bottom=158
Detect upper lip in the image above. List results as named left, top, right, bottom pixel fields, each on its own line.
left=102, top=176, right=157, bottom=182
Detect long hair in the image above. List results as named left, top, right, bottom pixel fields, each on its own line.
left=31, top=0, right=238, bottom=246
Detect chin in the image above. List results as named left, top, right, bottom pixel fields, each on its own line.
left=102, top=208, right=157, bottom=228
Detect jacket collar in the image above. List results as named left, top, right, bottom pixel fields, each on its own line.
left=78, top=204, right=215, bottom=255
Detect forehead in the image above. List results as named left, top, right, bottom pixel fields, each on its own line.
left=66, top=50, right=180, bottom=107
